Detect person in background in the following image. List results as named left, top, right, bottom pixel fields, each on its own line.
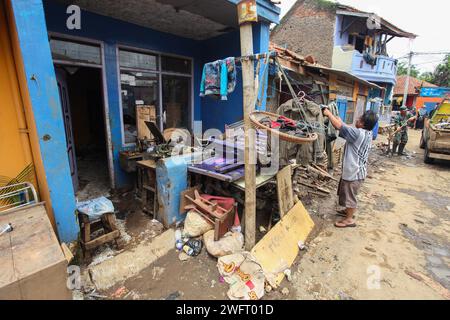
left=392, top=106, right=417, bottom=156
left=322, top=107, right=379, bottom=228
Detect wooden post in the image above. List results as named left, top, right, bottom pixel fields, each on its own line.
left=238, top=15, right=256, bottom=249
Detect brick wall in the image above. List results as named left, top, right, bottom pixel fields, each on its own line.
left=271, top=0, right=336, bottom=67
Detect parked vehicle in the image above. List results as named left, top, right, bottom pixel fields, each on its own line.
left=420, top=100, right=450, bottom=163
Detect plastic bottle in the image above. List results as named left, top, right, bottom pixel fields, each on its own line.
left=175, top=229, right=182, bottom=242
left=183, top=245, right=194, bottom=256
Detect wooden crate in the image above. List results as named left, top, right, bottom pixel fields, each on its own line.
left=136, top=105, right=157, bottom=140
left=0, top=203, right=71, bottom=300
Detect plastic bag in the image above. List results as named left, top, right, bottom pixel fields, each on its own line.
left=204, top=230, right=244, bottom=258
left=217, top=252, right=266, bottom=300
left=76, top=197, right=114, bottom=221
left=184, top=210, right=213, bottom=237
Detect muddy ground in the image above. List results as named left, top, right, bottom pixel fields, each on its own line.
left=77, top=129, right=449, bottom=300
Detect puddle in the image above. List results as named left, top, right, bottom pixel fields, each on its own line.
left=399, top=224, right=450, bottom=289
left=398, top=189, right=450, bottom=215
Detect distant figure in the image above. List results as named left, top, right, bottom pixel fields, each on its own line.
left=322, top=107, right=378, bottom=228
left=392, top=106, right=417, bottom=156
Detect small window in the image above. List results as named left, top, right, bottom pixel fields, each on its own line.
left=119, top=50, right=158, bottom=71
left=50, top=38, right=101, bottom=65
left=161, top=56, right=192, bottom=74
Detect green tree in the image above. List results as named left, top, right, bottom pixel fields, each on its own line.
left=432, top=54, right=450, bottom=87
left=397, top=61, right=420, bottom=78
left=419, top=71, right=434, bottom=84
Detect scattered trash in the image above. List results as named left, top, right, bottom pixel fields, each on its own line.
left=0, top=223, right=13, bottom=236
left=265, top=284, right=273, bottom=293
left=165, top=291, right=183, bottom=300
left=219, top=276, right=225, bottom=284
left=89, top=247, right=116, bottom=267
left=217, top=252, right=266, bottom=300
left=281, top=287, right=290, bottom=296
left=211, top=280, right=216, bottom=288
left=184, top=210, right=214, bottom=237
left=337, top=291, right=354, bottom=300
left=114, top=218, right=132, bottom=244
left=111, top=286, right=128, bottom=299
left=204, top=230, right=244, bottom=258
left=284, top=269, right=292, bottom=282
left=178, top=252, right=191, bottom=261
left=176, top=240, right=184, bottom=251
left=259, top=226, right=267, bottom=233
left=231, top=212, right=242, bottom=233
left=76, top=197, right=114, bottom=221
left=298, top=241, right=307, bottom=251
left=182, top=239, right=203, bottom=257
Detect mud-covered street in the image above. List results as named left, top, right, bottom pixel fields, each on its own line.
left=86, top=130, right=449, bottom=301
left=291, top=130, right=450, bottom=300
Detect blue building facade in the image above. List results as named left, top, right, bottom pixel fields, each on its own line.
left=9, top=0, right=280, bottom=242
left=332, top=9, right=415, bottom=108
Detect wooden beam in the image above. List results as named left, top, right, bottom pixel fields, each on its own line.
left=239, top=22, right=257, bottom=250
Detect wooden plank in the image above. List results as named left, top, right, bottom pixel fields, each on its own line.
left=137, top=159, right=157, bottom=169
left=308, top=164, right=338, bottom=182
left=251, top=201, right=315, bottom=287
left=277, top=166, right=294, bottom=218
left=232, top=173, right=275, bottom=191
left=136, top=105, right=156, bottom=140
left=84, top=230, right=120, bottom=251
left=179, top=185, right=201, bottom=214
left=298, top=181, right=331, bottom=194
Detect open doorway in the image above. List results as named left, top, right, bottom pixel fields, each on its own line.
left=55, top=66, right=110, bottom=201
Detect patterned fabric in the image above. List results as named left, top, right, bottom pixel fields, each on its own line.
left=200, top=57, right=236, bottom=101
left=339, top=125, right=373, bottom=181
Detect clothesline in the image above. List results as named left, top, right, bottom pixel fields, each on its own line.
left=234, top=51, right=278, bottom=63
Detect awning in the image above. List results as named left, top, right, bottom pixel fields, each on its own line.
left=336, top=9, right=417, bottom=39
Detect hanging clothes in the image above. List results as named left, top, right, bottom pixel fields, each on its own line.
left=200, top=57, right=236, bottom=101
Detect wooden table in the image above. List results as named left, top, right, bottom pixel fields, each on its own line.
left=136, top=160, right=158, bottom=217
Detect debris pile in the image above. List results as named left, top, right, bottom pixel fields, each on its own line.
left=292, top=164, right=338, bottom=199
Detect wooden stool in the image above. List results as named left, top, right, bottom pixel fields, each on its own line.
left=78, top=212, right=123, bottom=260
left=136, top=160, right=159, bottom=217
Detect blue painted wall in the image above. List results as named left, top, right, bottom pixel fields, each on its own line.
left=199, top=22, right=271, bottom=132
left=10, top=0, right=278, bottom=241
left=44, top=0, right=204, bottom=188
left=44, top=1, right=273, bottom=188
left=11, top=0, right=79, bottom=242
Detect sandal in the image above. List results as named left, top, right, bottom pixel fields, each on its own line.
left=334, top=221, right=357, bottom=228
left=335, top=210, right=356, bottom=219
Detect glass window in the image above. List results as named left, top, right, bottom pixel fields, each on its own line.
left=119, top=50, right=158, bottom=71
left=162, top=75, right=191, bottom=129
left=50, top=38, right=101, bottom=65
left=161, top=56, right=191, bottom=74
left=120, top=71, right=159, bottom=144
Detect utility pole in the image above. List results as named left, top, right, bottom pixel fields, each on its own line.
left=237, top=0, right=257, bottom=250
left=402, top=51, right=413, bottom=108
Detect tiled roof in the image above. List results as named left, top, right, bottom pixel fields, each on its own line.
left=393, top=75, right=437, bottom=96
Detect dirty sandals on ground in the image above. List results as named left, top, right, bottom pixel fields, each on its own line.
left=334, top=221, right=357, bottom=228
left=335, top=209, right=356, bottom=219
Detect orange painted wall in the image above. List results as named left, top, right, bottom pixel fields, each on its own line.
left=1, top=1, right=55, bottom=229
left=416, top=97, right=444, bottom=109
left=0, top=3, right=37, bottom=190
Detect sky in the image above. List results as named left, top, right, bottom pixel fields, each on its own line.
left=277, top=0, right=450, bottom=73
